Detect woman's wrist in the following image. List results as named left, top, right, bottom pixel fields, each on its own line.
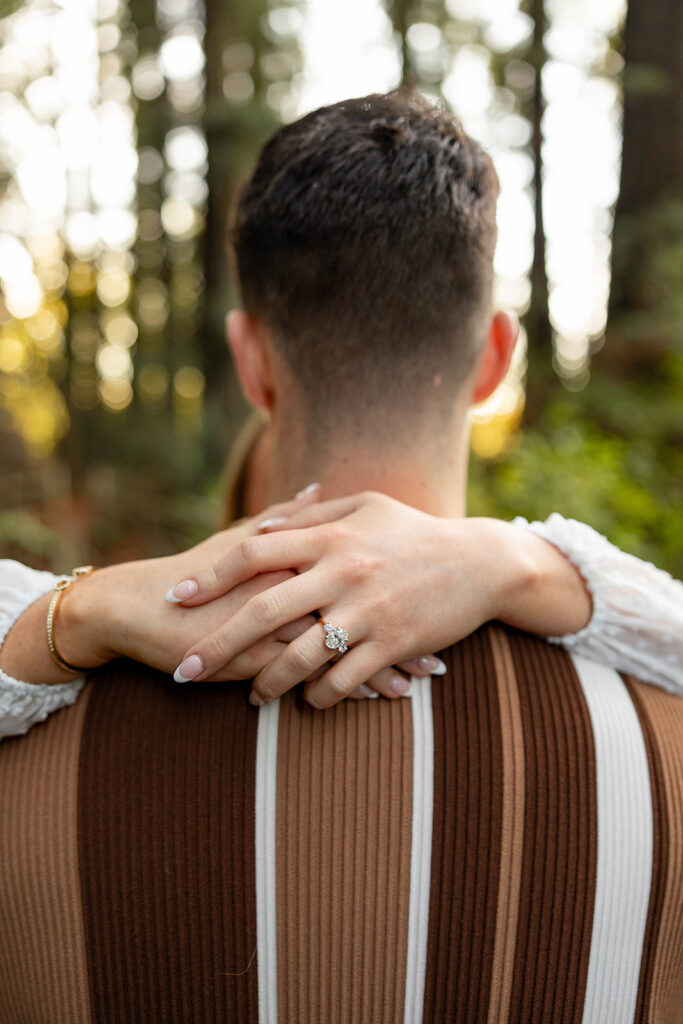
left=440, top=518, right=534, bottom=624
left=54, top=565, right=124, bottom=670
left=491, top=520, right=593, bottom=637
left=0, top=576, right=112, bottom=688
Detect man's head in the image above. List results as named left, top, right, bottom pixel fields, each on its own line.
left=229, top=92, right=512, bottom=444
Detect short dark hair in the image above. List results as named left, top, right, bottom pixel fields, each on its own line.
left=232, top=90, right=499, bottom=436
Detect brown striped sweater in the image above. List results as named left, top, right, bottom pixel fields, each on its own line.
left=0, top=624, right=681, bottom=1023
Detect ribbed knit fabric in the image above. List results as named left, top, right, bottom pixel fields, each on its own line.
left=77, top=665, right=260, bottom=1023
left=625, top=676, right=683, bottom=1024
left=0, top=627, right=680, bottom=1023
left=0, top=684, right=92, bottom=1023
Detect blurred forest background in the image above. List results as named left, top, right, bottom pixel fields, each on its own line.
left=0, top=0, right=681, bottom=574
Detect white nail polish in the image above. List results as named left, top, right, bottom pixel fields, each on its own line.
left=173, top=654, right=203, bottom=683
left=295, top=481, right=320, bottom=499
left=165, top=579, right=198, bottom=603
left=258, top=516, right=289, bottom=530
left=417, top=656, right=447, bottom=676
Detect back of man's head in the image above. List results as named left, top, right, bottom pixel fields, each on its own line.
left=232, top=90, right=499, bottom=437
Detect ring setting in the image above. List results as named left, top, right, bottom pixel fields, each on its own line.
left=321, top=621, right=349, bottom=655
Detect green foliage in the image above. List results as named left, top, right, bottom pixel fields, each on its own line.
left=474, top=192, right=683, bottom=581
left=0, top=509, right=62, bottom=565
left=469, top=356, right=683, bottom=577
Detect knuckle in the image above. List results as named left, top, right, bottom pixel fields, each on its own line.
left=239, top=536, right=264, bottom=571
left=202, top=632, right=229, bottom=666
left=195, top=566, right=219, bottom=594
left=250, top=591, right=279, bottom=625
left=327, top=671, right=352, bottom=698
left=255, top=679, right=278, bottom=702
left=288, top=642, right=318, bottom=676
left=343, top=552, right=378, bottom=583
left=206, top=566, right=221, bottom=592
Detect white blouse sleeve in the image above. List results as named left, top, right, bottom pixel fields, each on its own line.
left=0, top=559, right=85, bottom=741
left=514, top=514, right=683, bottom=695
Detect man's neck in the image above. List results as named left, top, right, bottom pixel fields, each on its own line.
left=266, top=415, right=471, bottom=518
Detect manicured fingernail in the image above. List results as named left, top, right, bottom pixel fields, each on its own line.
left=257, top=516, right=289, bottom=530
left=357, top=684, right=379, bottom=698
left=295, top=481, right=320, bottom=499
left=417, top=656, right=447, bottom=676
left=391, top=675, right=412, bottom=697
left=249, top=691, right=265, bottom=706
left=173, top=654, right=203, bottom=683
left=165, top=579, right=198, bottom=603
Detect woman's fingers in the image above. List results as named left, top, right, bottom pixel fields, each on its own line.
left=202, top=637, right=286, bottom=683
left=347, top=684, right=379, bottom=700
left=249, top=652, right=438, bottom=704
left=362, top=665, right=412, bottom=698
left=303, top=642, right=394, bottom=709
left=395, top=654, right=447, bottom=677
left=254, top=482, right=322, bottom=529
left=257, top=494, right=365, bottom=533
left=173, top=570, right=336, bottom=682
left=248, top=621, right=340, bottom=704
left=273, top=614, right=317, bottom=643
left=167, top=528, right=326, bottom=607
left=347, top=655, right=446, bottom=702
left=164, top=484, right=322, bottom=606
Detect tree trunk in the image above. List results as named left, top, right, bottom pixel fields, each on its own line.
left=604, top=0, right=683, bottom=372
left=616, top=0, right=682, bottom=220
left=201, top=0, right=235, bottom=435
left=390, top=0, right=412, bottom=86
left=522, top=0, right=552, bottom=422
left=201, top=0, right=281, bottom=466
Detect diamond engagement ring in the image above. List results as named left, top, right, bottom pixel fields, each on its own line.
left=319, top=620, right=350, bottom=655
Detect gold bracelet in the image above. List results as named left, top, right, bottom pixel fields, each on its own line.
left=46, top=566, right=96, bottom=674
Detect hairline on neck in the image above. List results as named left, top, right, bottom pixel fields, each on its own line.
left=266, top=388, right=472, bottom=517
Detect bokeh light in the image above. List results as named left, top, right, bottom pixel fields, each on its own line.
left=0, top=0, right=208, bottom=445
left=0, top=0, right=627, bottom=459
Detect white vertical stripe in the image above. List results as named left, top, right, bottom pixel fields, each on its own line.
left=255, top=699, right=280, bottom=1024
left=403, top=677, right=434, bottom=1024
left=573, top=656, right=653, bottom=1024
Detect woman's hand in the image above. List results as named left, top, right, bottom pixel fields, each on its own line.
left=64, top=486, right=335, bottom=680
left=0, top=488, right=324, bottom=688
left=166, top=491, right=591, bottom=708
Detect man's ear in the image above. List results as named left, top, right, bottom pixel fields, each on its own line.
left=471, top=311, right=518, bottom=405
left=226, top=310, right=275, bottom=412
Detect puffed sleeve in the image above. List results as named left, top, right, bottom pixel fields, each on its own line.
left=0, top=560, right=85, bottom=740
left=513, top=514, right=683, bottom=695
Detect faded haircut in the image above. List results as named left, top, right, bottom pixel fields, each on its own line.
left=232, top=90, right=499, bottom=436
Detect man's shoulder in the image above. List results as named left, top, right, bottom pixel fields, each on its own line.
left=438, top=621, right=677, bottom=725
